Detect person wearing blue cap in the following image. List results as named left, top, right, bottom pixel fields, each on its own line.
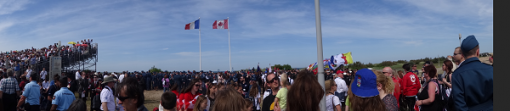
left=348, top=68, right=386, bottom=111
left=452, top=35, right=493, bottom=110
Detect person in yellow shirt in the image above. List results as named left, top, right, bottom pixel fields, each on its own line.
left=273, top=73, right=290, bottom=111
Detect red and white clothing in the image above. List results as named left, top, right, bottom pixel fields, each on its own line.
left=401, top=72, right=421, bottom=97
left=177, top=91, right=201, bottom=111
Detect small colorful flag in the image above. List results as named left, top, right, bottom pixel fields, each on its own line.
left=212, top=19, right=228, bottom=29
left=185, top=19, right=200, bottom=30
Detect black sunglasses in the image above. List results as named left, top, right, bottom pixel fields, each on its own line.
left=118, top=95, right=130, bottom=101
left=194, top=84, right=200, bottom=87
left=382, top=72, right=389, bottom=74
left=267, top=77, right=279, bottom=83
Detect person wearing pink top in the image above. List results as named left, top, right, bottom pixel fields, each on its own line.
left=162, top=75, right=170, bottom=92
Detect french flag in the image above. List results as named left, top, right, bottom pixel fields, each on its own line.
left=185, top=19, right=200, bottom=30
left=212, top=19, right=228, bottom=29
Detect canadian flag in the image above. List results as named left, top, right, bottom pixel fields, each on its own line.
left=212, top=19, right=228, bottom=29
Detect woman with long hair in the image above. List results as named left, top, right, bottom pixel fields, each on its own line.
left=205, top=83, right=217, bottom=110
left=286, top=70, right=324, bottom=111
left=374, top=70, right=398, bottom=111
left=248, top=78, right=261, bottom=111
left=348, top=68, right=386, bottom=111
left=162, top=75, right=170, bottom=92
left=325, top=79, right=342, bottom=111
left=441, top=60, right=454, bottom=110
left=178, top=79, right=202, bottom=111
left=416, top=65, right=442, bottom=110
left=170, top=83, right=180, bottom=96
left=441, top=60, right=453, bottom=94
left=193, top=95, right=208, bottom=111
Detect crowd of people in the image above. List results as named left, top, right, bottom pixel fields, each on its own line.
left=0, top=35, right=493, bottom=111
left=0, top=39, right=96, bottom=80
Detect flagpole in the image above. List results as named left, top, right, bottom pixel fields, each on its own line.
left=313, top=0, right=326, bottom=110
left=228, top=17, right=232, bottom=72
left=199, top=17, right=202, bottom=71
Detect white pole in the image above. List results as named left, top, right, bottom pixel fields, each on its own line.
left=313, top=0, right=326, bottom=110
left=228, top=17, right=232, bottom=72
left=199, top=17, right=202, bottom=71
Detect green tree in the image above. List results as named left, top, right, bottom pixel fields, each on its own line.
left=271, top=64, right=293, bottom=70
left=149, top=65, right=162, bottom=73
left=346, top=61, right=366, bottom=70
left=366, top=63, right=375, bottom=68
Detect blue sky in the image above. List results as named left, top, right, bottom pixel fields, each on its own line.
left=0, top=0, right=493, bottom=72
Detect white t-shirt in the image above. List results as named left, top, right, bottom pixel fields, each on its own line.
left=75, top=71, right=81, bottom=80
left=40, top=71, right=47, bottom=80
left=119, top=74, right=125, bottom=83
left=334, top=77, right=347, bottom=93
left=288, top=77, right=294, bottom=85
left=254, top=92, right=261, bottom=110
left=100, top=86, right=115, bottom=111
left=26, top=69, right=32, bottom=79
left=326, top=95, right=341, bottom=111
left=42, top=81, right=50, bottom=90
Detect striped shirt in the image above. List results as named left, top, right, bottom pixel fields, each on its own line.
left=0, top=77, right=20, bottom=94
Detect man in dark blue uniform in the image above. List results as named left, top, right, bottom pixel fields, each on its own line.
left=152, top=72, right=158, bottom=90
left=452, top=35, right=493, bottom=111
left=146, top=72, right=152, bottom=90
left=174, top=72, right=182, bottom=91
left=168, top=72, right=174, bottom=88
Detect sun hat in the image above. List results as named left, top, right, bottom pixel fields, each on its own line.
left=350, top=68, right=379, bottom=98
left=102, top=76, right=115, bottom=84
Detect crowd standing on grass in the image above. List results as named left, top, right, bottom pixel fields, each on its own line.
left=0, top=35, right=493, bottom=111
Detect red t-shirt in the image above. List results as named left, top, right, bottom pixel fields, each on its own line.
left=19, top=80, right=28, bottom=90
left=392, top=77, right=401, bottom=107
left=172, top=90, right=180, bottom=97
left=177, top=91, right=201, bottom=111
left=401, top=72, right=421, bottom=96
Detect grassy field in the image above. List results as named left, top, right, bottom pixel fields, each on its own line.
left=81, top=90, right=164, bottom=111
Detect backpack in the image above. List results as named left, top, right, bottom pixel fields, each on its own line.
left=439, top=82, right=450, bottom=110
left=430, top=79, right=446, bottom=110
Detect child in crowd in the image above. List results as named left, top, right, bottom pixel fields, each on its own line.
left=193, top=95, right=208, bottom=111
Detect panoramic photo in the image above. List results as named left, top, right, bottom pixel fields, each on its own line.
left=0, top=0, right=493, bottom=111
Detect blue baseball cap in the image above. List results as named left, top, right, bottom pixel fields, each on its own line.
left=351, top=68, right=379, bottom=98
left=461, top=35, right=479, bottom=53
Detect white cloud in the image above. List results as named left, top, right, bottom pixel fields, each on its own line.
left=0, top=21, right=14, bottom=32
left=0, top=0, right=31, bottom=15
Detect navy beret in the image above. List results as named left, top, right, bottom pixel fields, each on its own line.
left=461, top=35, right=479, bottom=53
